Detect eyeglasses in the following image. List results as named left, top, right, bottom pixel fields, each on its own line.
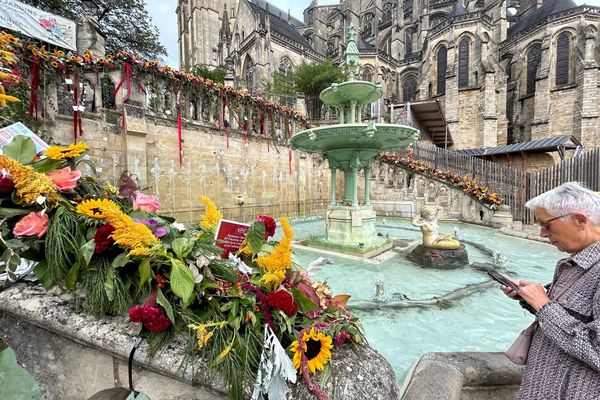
left=537, top=214, right=572, bottom=230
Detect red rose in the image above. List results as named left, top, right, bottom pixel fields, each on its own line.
left=94, top=223, right=115, bottom=254
left=256, top=215, right=276, bottom=239
left=267, top=289, right=297, bottom=316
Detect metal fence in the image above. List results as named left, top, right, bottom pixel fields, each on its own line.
left=404, top=142, right=600, bottom=224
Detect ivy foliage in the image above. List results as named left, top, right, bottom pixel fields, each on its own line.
left=20, top=0, right=167, bottom=60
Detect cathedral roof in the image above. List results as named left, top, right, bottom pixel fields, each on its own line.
left=507, top=0, right=578, bottom=36
left=247, top=0, right=313, bottom=49
left=357, top=37, right=375, bottom=51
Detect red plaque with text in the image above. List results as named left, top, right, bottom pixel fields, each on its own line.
left=214, top=219, right=250, bottom=259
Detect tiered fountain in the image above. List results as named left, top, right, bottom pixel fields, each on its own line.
left=291, top=24, right=419, bottom=257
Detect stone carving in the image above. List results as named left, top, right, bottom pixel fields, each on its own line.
left=412, top=205, right=460, bottom=250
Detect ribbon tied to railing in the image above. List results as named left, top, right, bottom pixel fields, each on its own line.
left=113, top=62, right=146, bottom=131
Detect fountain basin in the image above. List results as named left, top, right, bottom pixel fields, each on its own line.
left=290, top=123, right=418, bottom=162
left=320, top=81, right=383, bottom=106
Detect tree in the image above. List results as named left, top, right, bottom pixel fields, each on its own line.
left=191, top=64, right=227, bottom=83
left=292, top=59, right=344, bottom=119
left=20, top=0, right=166, bottom=61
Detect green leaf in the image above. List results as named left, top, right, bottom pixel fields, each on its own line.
left=65, top=262, right=80, bottom=289
left=169, top=259, right=194, bottom=304
left=290, top=288, right=317, bottom=313
left=31, top=157, right=65, bottom=173
left=3, top=136, right=37, bottom=164
left=156, top=288, right=175, bottom=324
left=0, top=208, right=31, bottom=219
left=104, top=267, right=115, bottom=301
left=246, top=221, right=265, bottom=256
left=230, top=298, right=239, bottom=318
left=171, top=237, right=195, bottom=259
left=33, top=260, right=54, bottom=289
left=80, top=240, right=95, bottom=266
left=137, top=259, right=152, bottom=288
left=75, top=158, right=97, bottom=175
left=112, top=252, right=130, bottom=268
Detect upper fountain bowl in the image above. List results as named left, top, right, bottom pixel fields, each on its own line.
left=320, top=81, right=383, bottom=107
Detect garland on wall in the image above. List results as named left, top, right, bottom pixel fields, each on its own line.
left=1, top=30, right=308, bottom=168
left=378, top=151, right=504, bottom=209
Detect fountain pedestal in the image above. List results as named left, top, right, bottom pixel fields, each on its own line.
left=408, top=244, right=469, bottom=269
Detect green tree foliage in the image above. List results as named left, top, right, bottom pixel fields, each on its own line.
left=20, top=0, right=166, bottom=60
left=191, top=64, right=227, bottom=83
left=292, top=59, right=344, bottom=119
left=292, top=59, right=344, bottom=97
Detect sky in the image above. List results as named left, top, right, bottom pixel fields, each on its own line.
left=146, top=0, right=600, bottom=69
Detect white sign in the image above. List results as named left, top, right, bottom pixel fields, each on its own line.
left=0, top=122, right=49, bottom=153
left=0, top=0, right=76, bottom=50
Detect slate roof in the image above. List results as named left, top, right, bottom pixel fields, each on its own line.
left=451, top=2, right=468, bottom=16
left=455, top=135, right=581, bottom=157
left=247, top=0, right=313, bottom=49
left=508, top=0, right=578, bottom=36
left=357, top=37, right=375, bottom=51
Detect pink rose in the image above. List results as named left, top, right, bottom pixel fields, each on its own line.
left=13, top=211, right=49, bottom=238
left=132, top=192, right=160, bottom=212
left=47, top=167, right=81, bottom=191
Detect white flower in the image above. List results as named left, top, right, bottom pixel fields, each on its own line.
left=228, top=253, right=252, bottom=274
left=171, top=222, right=186, bottom=231
left=36, top=195, right=46, bottom=205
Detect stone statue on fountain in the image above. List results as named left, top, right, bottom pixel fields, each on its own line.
left=411, top=205, right=460, bottom=250
left=408, top=205, right=468, bottom=268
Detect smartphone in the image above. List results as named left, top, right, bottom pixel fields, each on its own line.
left=487, top=269, right=519, bottom=292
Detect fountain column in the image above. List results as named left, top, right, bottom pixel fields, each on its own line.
left=344, top=165, right=355, bottom=205
left=330, top=166, right=337, bottom=207
left=364, top=163, right=371, bottom=206
left=349, top=102, right=357, bottom=123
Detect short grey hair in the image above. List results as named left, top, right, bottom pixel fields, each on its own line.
left=525, top=182, right=600, bottom=225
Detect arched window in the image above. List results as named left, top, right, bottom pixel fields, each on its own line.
left=405, top=31, right=412, bottom=56
left=403, top=75, right=418, bottom=102
left=278, top=57, right=293, bottom=76
left=555, top=32, right=571, bottom=86
left=458, top=37, right=470, bottom=88
left=403, top=0, right=412, bottom=18
left=526, top=43, right=541, bottom=94
left=383, top=2, right=393, bottom=22
left=362, top=14, right=374, bottom=37
left=244, top=55, right=254, bottom=89
left=362, top=68, right=373, bottom=82
left=437, top=45, right=447, bottom=95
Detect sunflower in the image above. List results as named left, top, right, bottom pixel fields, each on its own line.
left=291, top=327, right=333, bottom=374
left=76, top=198, right=121, bottom=219
left=45, top=142, right=89, bottom=159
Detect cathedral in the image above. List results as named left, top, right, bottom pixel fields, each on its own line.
left=176, top=0, right=600, bottom=152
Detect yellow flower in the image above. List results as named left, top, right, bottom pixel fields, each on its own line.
left=188, top=321, right=227, bottom=350
left=103, top=209, right=159, bottom=256
left=257, top=218, right=293, bottom=290
left=199, top=195, right=222, bottom=231
left=290, top=327, right=333, bottom=374
left=76, top=198, right=121, bottom=219
left=0, top=155, right=57, bottom=205
left=45, top=142, right=89, bottom=159
left=218, top=339, right=234, bottom=359
left=0, top=85, right=19, bottom=107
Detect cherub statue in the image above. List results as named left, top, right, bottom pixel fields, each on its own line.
left=412, top=205, right=460, bottom=250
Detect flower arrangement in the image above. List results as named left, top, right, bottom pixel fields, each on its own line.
left=378, top=151, right=504, bottom=209
left=0, top=135, right=363, bottom=400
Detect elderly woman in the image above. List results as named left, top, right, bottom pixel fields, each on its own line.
left=500, top=182, right=600, bottom=399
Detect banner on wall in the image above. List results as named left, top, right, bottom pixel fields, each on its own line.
left=0, top=0, right=76, bottom=50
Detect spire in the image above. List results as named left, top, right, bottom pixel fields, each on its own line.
left=344, top=23, right=361, bottom=81
left=220, top=3, right=231, bottom=40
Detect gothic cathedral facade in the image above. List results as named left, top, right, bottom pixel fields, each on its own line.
left=177, top=0, right=600, bottom=151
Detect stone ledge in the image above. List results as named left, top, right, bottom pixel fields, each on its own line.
left=400, top=352, right=524, bottom=400
left=0, top=283, right=400, bottom=400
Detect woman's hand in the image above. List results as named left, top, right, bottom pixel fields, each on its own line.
left=500, top=276, right=521, bottom=300
left=517, top=281, right=550, bottom=312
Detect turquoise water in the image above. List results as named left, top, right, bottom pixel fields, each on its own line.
left=286, top=217, right=561, bottom=383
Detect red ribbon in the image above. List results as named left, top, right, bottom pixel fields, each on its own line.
left=29, top=61, right=40, bottom=118
left=177, top=112, right=183, bottom=166
left=288, top=125, right=292, bottom=174
left=113, top=62, right=146, bottom=131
